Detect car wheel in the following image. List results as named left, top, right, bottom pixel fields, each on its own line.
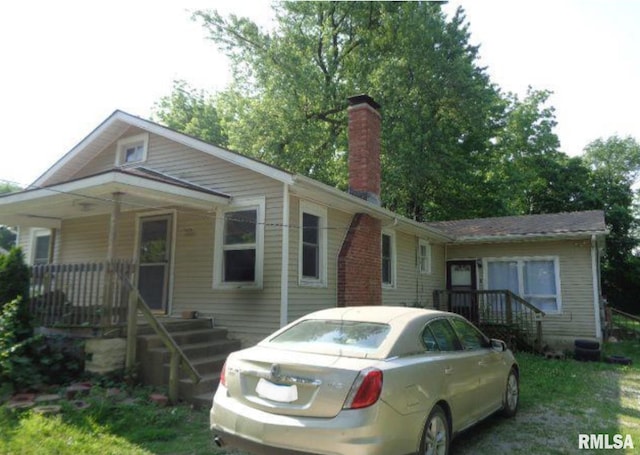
left=501, top=368, right=519, bottom=417
left=420, top=404, right=449, bottom=455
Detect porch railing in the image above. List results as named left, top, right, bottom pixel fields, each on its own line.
left=433, top=289, right=545, bottom=352
left=29, top=260, right=135, bottom=329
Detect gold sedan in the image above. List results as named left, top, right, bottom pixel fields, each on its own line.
left=210, top=306, right=519, bottom=455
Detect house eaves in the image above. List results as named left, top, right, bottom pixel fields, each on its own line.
left=292, top=175, right=454, bottom=243
left=33, top=110, right=295, bottom=188
left=0, top=170, right=230, bottom=228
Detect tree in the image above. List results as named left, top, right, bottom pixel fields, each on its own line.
left=583, top=136, right=640, bottom=184
left=193, top=2, right=506, bottom=219
left=152, top=80, right=228, bottom=147
left=579, top=136, right=640, bottom=312
left=0, top=182, right=20, bottom=251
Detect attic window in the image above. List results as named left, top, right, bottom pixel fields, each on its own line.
left=116, top=133, right=149, bottom=165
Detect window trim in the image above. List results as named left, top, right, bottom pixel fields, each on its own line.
left=298, top=201, right=328, bottom=287
left=213, top=197, right=265, bottom=289
left=418, top=239, right=432, bottom=275
left=381, top=230, right=397, bottom=289
left=483, top=256, right=562, bottom=314
left=115, top=133, right=149, bottom=166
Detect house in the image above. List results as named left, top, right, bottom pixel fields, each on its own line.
left=0, top=95, right=607, bottom=353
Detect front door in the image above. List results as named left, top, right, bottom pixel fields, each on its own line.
left=137, top=215, right=172, bottom=313
left=446, top=260, right=478, bottom=323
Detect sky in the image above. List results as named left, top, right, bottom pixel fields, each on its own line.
left=1, top=0, right=639, bottom=188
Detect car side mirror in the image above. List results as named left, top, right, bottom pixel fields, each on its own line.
left=491, top=339, right=507, bottom=352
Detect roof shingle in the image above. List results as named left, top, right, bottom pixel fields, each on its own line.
left=425, top=210, right=606, bottom=240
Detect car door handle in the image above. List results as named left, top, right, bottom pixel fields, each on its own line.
left=444, top=367, right=453, bottom=375
left=478, top=360, right=487, bottom=367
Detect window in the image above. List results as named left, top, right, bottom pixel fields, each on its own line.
left=418, top=239, right=431, bottom=274
left=214, top=198, right=265, bottom=288
left=116, top=133, right=149, bottom=165
left=450, top=317, right=488, bottom=350
left=486, top=257, right=561, bottom=313
left=427, top=319, right=462, bottom=351
left=32, top=230, right=51, bottom=265
left=269, top=320, right=390, bottom=356
left=382, top=231, right=396, bottom=288
left=299, top=201, right=327, bottom=286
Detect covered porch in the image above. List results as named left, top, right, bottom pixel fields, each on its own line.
left=0, top=167, right=230, bottom=321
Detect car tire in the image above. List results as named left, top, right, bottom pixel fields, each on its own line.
left=574, top=339, right=600, bottom=350
left=501, top=368, right=519, bottom=418
left=420, top=404, right=449, bottom=455
left=605, top=355, right=632, bottom=366
left=574, top=346, right=601, bottom=362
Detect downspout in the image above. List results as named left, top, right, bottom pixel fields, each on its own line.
left=591, top=234, right=602, bottom=339
left=280, top=183, right=290, bottom=327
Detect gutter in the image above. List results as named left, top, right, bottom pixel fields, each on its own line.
left=292, top=175, right=453, bottom=243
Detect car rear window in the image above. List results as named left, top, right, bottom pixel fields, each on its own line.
left=268, top=319, right=390, bottom=355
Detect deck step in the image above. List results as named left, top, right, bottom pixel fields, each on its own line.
left=135, top=317, right=240, bottom=406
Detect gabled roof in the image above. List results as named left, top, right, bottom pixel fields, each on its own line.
left=33, top=110, right=295, bottom=188
left=426, top=210, right=607, bottom=242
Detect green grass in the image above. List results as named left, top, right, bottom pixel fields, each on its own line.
left=2, top=343, right=639, bottom=454
left=0, top=386, right=219, bottom=455
left=453, top=341, right=640, bottom=454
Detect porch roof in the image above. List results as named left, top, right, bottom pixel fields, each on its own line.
left=425, top=210, right=608, bottom=243
left=0, top=168, right=230, bottom=228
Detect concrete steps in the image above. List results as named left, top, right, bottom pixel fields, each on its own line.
left=136, top=318, right=241, bottom=407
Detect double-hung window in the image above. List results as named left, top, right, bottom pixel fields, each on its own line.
left=485, top=257, right=561, bottom=313
left=418, top=239, right=431, bottom=274
left=299, top=201, right=327, bottom=286
left=214, top=198, right=265, bottom=288
left=382, top=231, right=396, bottom=288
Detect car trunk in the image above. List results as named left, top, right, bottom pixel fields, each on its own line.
left=225, top=346, right=375, bottom=418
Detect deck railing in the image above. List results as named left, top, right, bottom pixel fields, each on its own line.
left=433, top=289, right=545, bottom=352
left=29, top=260, right=135, bottom=328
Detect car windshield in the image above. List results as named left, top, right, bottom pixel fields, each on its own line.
left=268, top=319, right=390, bottom=356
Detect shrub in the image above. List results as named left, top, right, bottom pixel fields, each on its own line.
left=0, top=247, right=30, bottom=312
left=0, top=297, right=86, bottom=389
left=0, top=297, right=41, bottom=388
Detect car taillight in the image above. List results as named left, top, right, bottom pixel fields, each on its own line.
left=220, top=360, right=227, bottom=387
left=343, top=368, right=383, bottom=410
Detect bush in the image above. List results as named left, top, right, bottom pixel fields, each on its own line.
left=0, top=247, right=30, bottom=312
left=0, top=297, right=41, bottom=388
left=0, top=297, right=86, bottom=389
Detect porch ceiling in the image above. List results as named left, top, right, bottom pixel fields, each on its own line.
left=0, top=171, right=230, bottom=228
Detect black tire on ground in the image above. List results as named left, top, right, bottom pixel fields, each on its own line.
left=574, top=339, right=600, bottom=350
left=502, top=368, right=519, bottom=418
left=574, top=346, right=601, bottom=362
left=605, top=355, right=632, bottom=365
left=420, top=405, right=450, bottom=455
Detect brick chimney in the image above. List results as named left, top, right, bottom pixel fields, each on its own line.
left=347, top=94, right=381, bottom=206
left=338, top=95, right=383, bottom=307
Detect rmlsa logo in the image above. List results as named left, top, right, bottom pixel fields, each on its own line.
left=578, top=434, right=634, bottom=450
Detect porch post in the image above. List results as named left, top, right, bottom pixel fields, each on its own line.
left=107, top=192, right=122, bottom=261
left=102, top=192, right=122, bottom=327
